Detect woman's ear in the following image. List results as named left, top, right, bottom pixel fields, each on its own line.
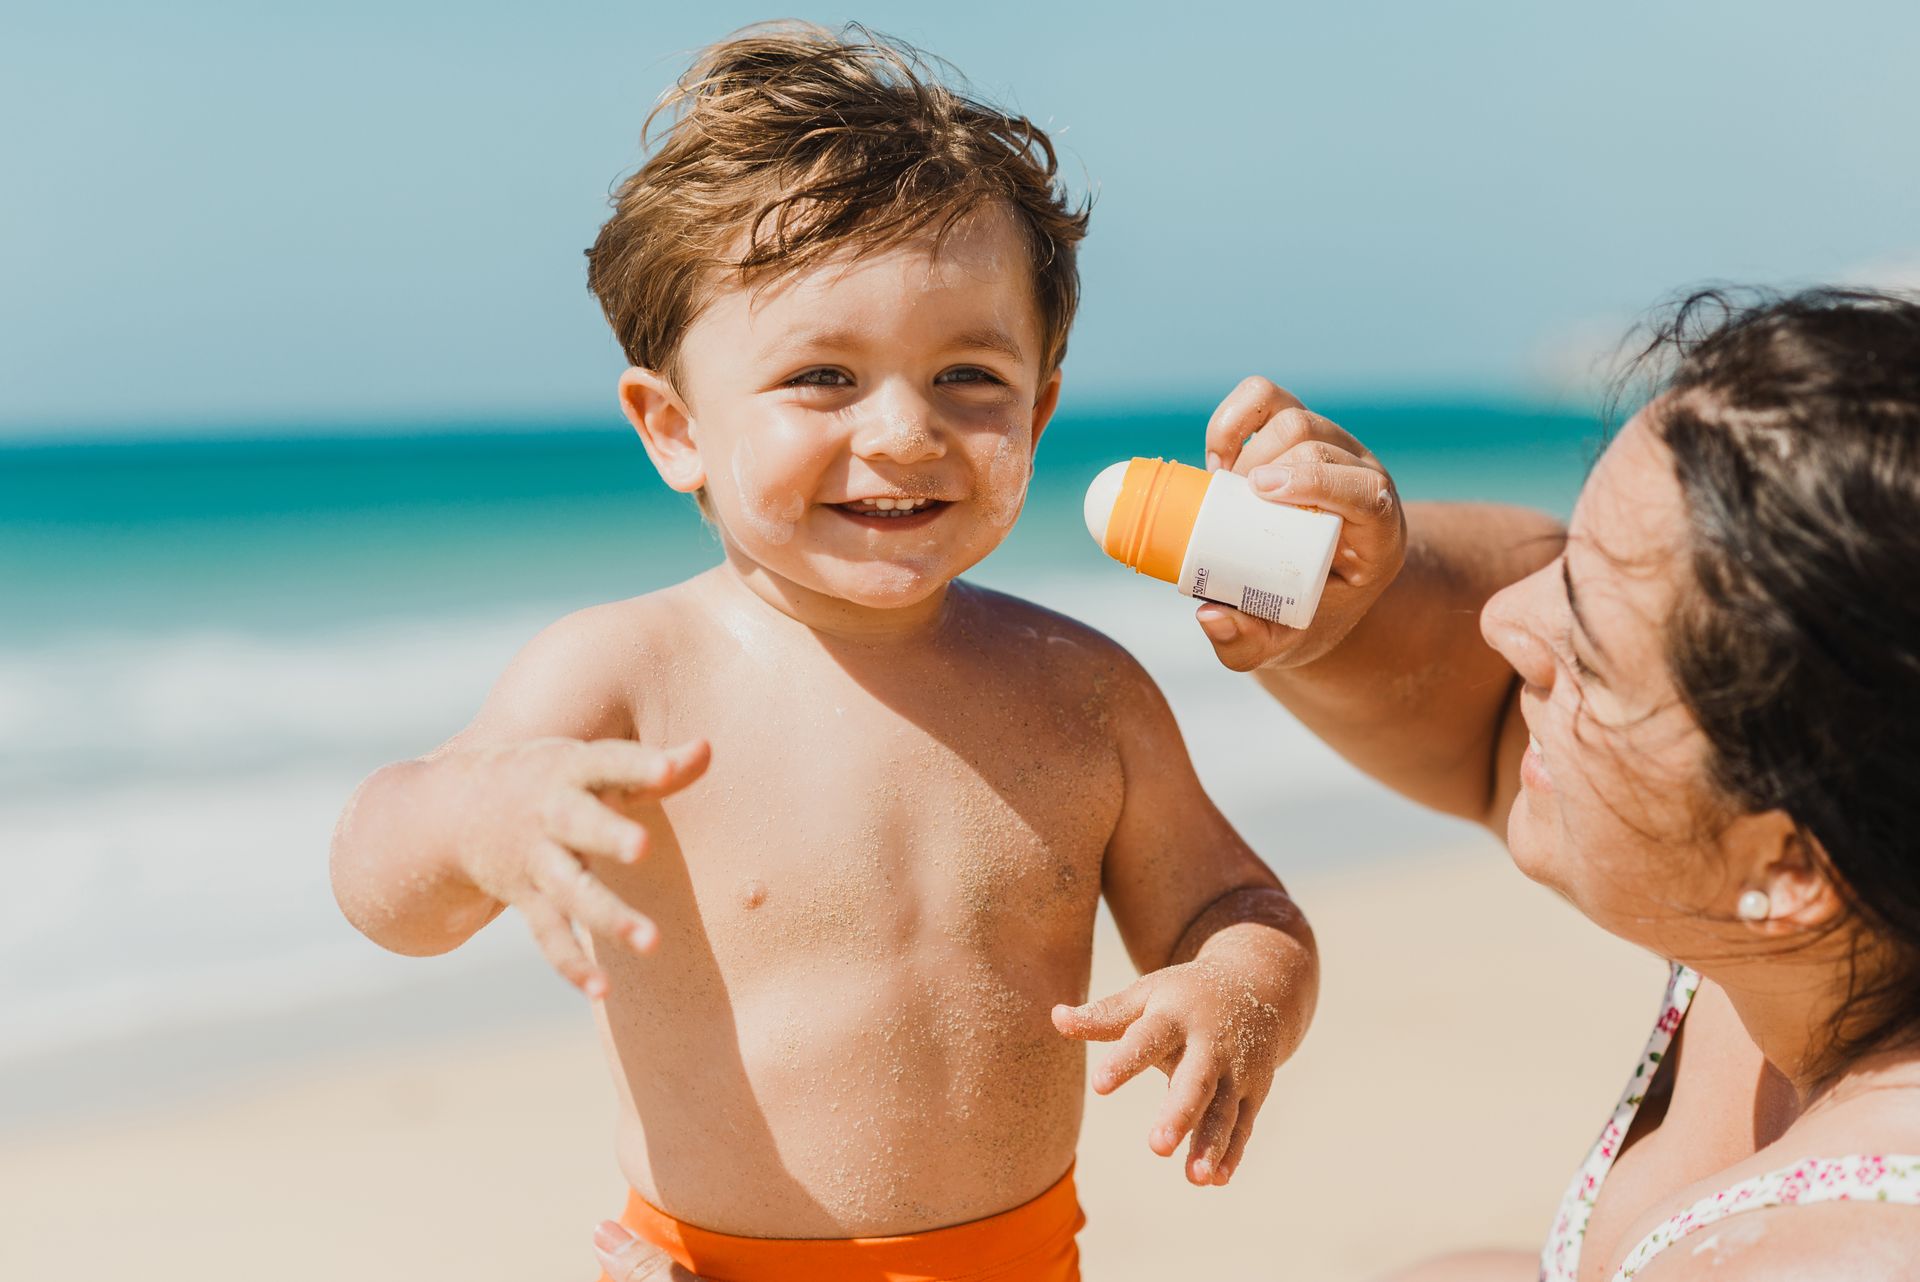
left=1029, top=369, right=1063, bottom=456
left=1729, top=812, right=1847, bottom=934
left=618, top=367, right=705, bottom=493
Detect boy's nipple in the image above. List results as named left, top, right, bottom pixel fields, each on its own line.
left=739, top=878, right=769, bottom=910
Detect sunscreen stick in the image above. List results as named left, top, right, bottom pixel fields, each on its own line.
left=1083, top=457, right=1342, bottom=629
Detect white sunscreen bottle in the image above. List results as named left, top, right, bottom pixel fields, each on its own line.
left=1083, top=457, right=1343, bottom=629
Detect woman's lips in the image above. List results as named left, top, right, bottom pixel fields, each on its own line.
left=1520, top=733, right=1554, bottom=793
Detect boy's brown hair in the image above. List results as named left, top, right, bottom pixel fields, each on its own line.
left=585, top=22, right=1090, bottom=388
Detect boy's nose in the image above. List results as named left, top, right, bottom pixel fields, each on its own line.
left=850, top=394, right=946, bottom=465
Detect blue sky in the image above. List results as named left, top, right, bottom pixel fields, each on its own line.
left=5, top=1, right=1917, bottom=437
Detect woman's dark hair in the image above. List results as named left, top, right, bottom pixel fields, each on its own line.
left=1627, top=285, right=1920, bottom=1076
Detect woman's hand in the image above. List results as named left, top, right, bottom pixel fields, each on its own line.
left=593, top=1220, right=712, bottom=1280
left=1199, top=377, right=1408, bottom=671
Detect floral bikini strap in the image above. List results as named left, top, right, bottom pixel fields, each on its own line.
left=1610, top=1154, right=1920, bottom=1279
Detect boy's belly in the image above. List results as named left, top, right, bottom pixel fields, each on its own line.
left=597, top=948, right=1089, bottom=1238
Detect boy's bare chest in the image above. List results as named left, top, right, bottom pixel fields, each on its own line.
left=639, top=672, right=1123, bottom=951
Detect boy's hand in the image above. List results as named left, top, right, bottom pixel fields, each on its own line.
left=452, top=736, right=710, bottom=997
left=1051, top=957, right=1294, bottom=1188
left=593, top=1219, right=710, bottom=1280
left=1199, top=376, right=1407, bottom=672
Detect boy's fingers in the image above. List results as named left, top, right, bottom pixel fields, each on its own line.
left=520, top=899, right=606, bottom=998
left=1091, top=1014, right=1180, bottom=1094
left=534, top=843, right=659, bottom=954
left=1218, top=1094, right=1263, bottom=1183
left=1205, top=377, right=1306, bottom=472
left=1186, top=1091, right=1239, bottom=1187
left=593, top=1219, right=701, bottom=1280
left=575, top=738, right=712, bottom=797
left=1147, top=1050, right=1217, bottom=1157
left=1051, top=981, right=1150, bottom=1042
left=542, top=793, right=649, bottom=864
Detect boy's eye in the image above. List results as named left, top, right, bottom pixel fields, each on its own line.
left=786, top=368, right=851, bottom=388
left=936, top=366, right=1006, bottom=387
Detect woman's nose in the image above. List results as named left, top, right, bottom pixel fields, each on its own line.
left=1481, top=571, right=1556, bottom=692
left=850, top=393, right=946, bottom=465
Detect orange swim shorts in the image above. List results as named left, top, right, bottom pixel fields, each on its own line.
left=594, top=1165, right=1083, bottom=1282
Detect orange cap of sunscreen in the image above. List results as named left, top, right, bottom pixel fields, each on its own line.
left=1084, top=457, right=1343, bottom=628
left=1083, top=457, right=1211, bottom=583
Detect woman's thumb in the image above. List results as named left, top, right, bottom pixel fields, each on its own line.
left=1196, top=605, right=1286, bottom=673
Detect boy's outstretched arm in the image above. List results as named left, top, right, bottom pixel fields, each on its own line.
left=329, top=606, right=708, bottom=995
left=1051, top=656, right=1318, bottom=1189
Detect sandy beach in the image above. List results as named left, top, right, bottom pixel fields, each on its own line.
left=0, top=840, right=1664, bottom=1281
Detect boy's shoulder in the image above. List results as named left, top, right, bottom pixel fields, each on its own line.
left=516, top=577, right=707, bottom=670
left=953, top=582, right=1160, bottom=697
left=476, top=577, right=716, bottom=739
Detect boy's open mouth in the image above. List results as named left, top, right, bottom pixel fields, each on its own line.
left=829, top=497, right=952, bottom=530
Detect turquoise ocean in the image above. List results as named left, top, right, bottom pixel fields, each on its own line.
left=0, top=402, right=1600, bottom=1125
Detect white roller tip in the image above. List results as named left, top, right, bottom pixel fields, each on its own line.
left=1084, top=461, right=1129, bottom=546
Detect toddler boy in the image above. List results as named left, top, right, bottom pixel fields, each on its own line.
left=330, top=23, right=1317, bottom=1281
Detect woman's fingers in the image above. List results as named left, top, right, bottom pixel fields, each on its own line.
left=519, top=898, right=606, bottom=997
left=1147, top=1050, right=1217, bottom=1157
left=1205, top=377, right=1306, bottom=472
left=1248, top=454, right=1397, bottom=534
left=1230, top=407, right=1371, bottom=477
left=1195, top=604, right=1294, bottom=673
left=593, top=1220, right=705, bottom=1280
left=1091, top=1014, right=1180, bottom=1095
left=1186, top=1090, right=1240, bottom=1186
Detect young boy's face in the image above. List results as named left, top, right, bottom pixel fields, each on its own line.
left=623, top=204, right=1061, bottom=611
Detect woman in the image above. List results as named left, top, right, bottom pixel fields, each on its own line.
left=1193, top=287, right=1920, bottom=1280
left=595, top=288, right=1920, bottom=1280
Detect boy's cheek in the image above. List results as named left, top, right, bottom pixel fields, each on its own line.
left=704, top=424, right=837, bottom=546
left=972, top=422, right=1034, bottom=531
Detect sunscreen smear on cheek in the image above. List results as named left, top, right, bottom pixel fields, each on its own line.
left=1084, top=457, right=1342, bottom=628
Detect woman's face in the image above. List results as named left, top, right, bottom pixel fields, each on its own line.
left=1480, top=413, right=1752, bottom=961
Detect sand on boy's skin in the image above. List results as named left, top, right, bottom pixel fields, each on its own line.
left=0, top=842, right=1662, bottom=1282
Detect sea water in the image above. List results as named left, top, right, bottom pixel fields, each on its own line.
left=0, top=402, right=1598, bottom=1125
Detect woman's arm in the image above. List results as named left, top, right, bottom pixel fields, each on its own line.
left=1198, top=378, right=1561, bottom=830
left=1254, top=500, right=1560, bottom=828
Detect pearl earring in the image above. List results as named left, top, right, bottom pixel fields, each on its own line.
left=1737, top=889, right=1772, bottom=922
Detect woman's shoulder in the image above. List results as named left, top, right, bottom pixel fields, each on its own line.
left=1626, top=1093, right=1920, bottom=1281
left=1630, top=1195, right=1920, bottom=1281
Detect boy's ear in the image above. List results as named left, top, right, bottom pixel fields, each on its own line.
left=1030, top=369, right=1063, bottom=455
left=618, top=367, right=705, bottom=493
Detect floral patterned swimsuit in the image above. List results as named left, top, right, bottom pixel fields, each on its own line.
left=1540, top=964, right=1920, bottom=1280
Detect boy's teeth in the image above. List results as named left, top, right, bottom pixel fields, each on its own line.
left=850, top=497, right=933, bottom=516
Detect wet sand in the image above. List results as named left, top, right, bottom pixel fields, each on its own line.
left=0, top=841, right=1664, bottom=1280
